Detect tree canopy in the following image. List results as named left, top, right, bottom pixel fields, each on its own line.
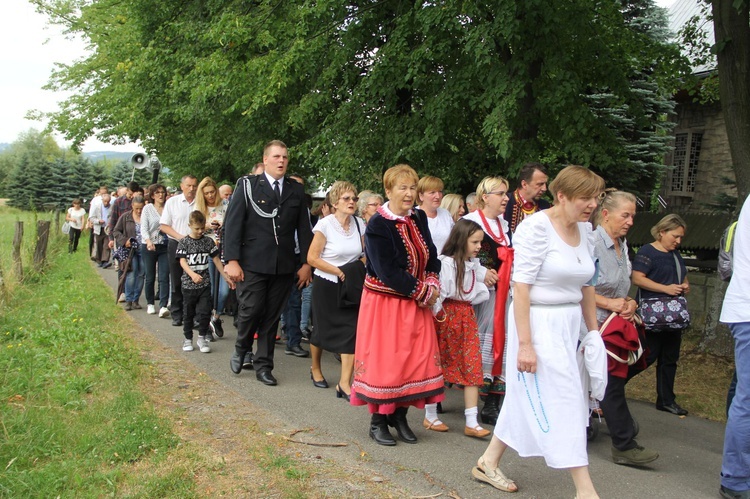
left=36, top=0, right=688, bottom=195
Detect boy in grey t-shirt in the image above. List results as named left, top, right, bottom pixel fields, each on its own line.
left=176, top=211, right=234, bottom=353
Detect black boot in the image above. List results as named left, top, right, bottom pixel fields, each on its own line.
left=387, top=407, right=417, bottom=443
left=480, top=393, right=502, bottom=425
left=369, top=414, right=396, bottom=446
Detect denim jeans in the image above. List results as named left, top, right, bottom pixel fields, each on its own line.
left=209, top=258, right=229, bottom=316
left=300, top=283, right=312, bottom=330
left=125, top=251, right=145, bottom=303
left=142, top=243, right=169, bottom=308
left=282, top=283, right=303, bottom=349
left=721, top=321, right=750, bottom=492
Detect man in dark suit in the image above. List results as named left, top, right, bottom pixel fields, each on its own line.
left=223, top=140, right=313, bottom=386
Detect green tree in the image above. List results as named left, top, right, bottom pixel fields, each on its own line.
left=37, top=0, right=688, bottom=195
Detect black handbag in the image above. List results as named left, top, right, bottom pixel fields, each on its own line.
left=337, top=219, right=366, bottom=308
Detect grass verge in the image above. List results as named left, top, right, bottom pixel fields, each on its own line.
left=0, top=224, right=410, bottom=498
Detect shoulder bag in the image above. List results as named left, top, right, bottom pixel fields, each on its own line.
left=637, top=253, right=690, bottom=331
left=337, top=218, right=366, bottom=308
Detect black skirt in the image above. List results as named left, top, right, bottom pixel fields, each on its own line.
left=310, top=274, right=358, bottom=354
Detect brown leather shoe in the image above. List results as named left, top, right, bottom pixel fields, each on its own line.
left=465, top=425, right=491, bottom=438
left=423, top=418, right=449, bottom=432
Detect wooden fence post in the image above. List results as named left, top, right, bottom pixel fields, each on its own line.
left=13, top=221, right=23, bottom=281
left=33, top=220, right=50, bottom=267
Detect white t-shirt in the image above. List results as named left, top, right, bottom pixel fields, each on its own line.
left=160, top=193, right=196, bottom=241
left=424, top=207, right=455, bottom=254
left=721, top=195, right=750, bottom=323
left=312, top=214, right=366, bottom=282
left=67, top=207, right=87, bottom=230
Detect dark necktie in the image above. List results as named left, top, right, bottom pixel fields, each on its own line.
left=273, top=180, right=281, bottom=203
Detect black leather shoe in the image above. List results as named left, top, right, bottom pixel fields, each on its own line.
left=656, top=402, right=688, bottom=416
left=256, top=371, right=278, bottom=386
left=387, top=407, right=417, bottom=443
left=242, top=352, right=254, bottom=370
left=284, top=345, right=309, bottom=357
left=230, top=352, right=244, bottom=374
left=311, top=369, right=329, bottom=388
left=369, top=415, right=396, bottom=446
left=172, top=318, right=183, bottom=327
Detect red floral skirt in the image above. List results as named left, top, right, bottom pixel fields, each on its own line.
left=435, top=299, right=484, bottom=387
left=351, top=289, right=445, bottom=414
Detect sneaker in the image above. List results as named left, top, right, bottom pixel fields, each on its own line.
left=147, top=304, right=156, bottom=315
left=612, top=445, right=659, bottom=466
left=132, top=301, right=142, bottom=310
left=182, top=339, right=194, bottom=352
left=123, top=301, right=133, bottom=311
left=197, top=336, right=211, bottom=353
left=118, top=293, right=126, bottom=303
left=158, top=307, right=170, bottom=318
left=210, top=317, right=224, bottom=338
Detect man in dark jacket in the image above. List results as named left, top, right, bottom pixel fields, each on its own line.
left=223, top=140, right=313, bottom=386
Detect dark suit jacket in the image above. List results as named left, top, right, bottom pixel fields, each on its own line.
left=223, top=174, right=313, bottom=275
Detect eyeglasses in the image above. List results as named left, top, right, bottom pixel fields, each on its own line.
left=340, top=196, right=359, bottom=203
left=487, top=191, right=508, bottom=197
left=154, top=191, right=166, bottom=195
left=367, top=202, right=381, bottom=207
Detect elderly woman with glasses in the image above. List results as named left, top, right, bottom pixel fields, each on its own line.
left=141, top=184, right=170, bottom=317
left=357, top=190, right=384, bottom=224
left=307, top=181, right=366, bottom=400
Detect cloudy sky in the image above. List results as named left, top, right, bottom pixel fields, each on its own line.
left=1, top=0, right=675, bottom=152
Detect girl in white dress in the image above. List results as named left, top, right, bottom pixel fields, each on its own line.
left=471, top=166, right=605, bottom=499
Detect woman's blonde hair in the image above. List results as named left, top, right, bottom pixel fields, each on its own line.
left=417, top=176, right=444, bottom=198
left=475, top=176, right=509, bottom=209
left=441, top=193, right=465, bottom=221
left=383, top=164, right=419, bottom=192
left=650, top=214, right=687, bottom=240
left=195, top=176, right=220, bottom=216
left=328, top=181, right=358, bottom=206
left=592, top=189, right=637, bottom=228
left=548, top=165, right=605, bottom=205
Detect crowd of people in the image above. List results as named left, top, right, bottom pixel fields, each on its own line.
left=67, top=140, right=746, bottom=499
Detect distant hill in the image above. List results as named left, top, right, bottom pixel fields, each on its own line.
left=83, top=151, right=136, bottom=162
left=0, top=143, right=9, bottom=152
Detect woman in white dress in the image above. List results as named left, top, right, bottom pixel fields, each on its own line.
left=416, top=176, right=454, bottom=254
left=471, top=166, right=605, bottom=498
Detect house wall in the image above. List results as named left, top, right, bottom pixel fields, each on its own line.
left=665, top=100, right=736, bottom=212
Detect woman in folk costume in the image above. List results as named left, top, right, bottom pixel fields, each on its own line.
left=462, top=176, right=514, bottom=425
left=351, top=164, right=444, bottom=446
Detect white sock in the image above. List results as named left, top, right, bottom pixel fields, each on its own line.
left=425, top=403, right=438, bottom=422
left=465, top=406, right=479, bottom=428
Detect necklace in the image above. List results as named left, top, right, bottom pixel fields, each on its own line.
left=477, top=210, right=507, bottom=246
left=518, top=372, right=550, bottom=433
left=461, top=269, right=476, bottom=295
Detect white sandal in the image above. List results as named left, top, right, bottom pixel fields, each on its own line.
left=471, top=457, right=518, bottom=492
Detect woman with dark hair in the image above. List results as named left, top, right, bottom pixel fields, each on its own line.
left=307, top=181, right=365, bottom=399
left=141, top=184, right=170, bottom=317
left=114, top=196, right=146, bottom=310
left=66, top=198, right=87, bottom=253
left=472, top=165, right=605, bottom=497
left=632, top=214, right=690, bottom=417
left=351, top=164, right=444, bottom=446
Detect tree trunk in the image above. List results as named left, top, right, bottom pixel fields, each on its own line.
left=13, top=221, right=23, bottom=281
left=712, top=0, right=750, bottom=209
left=33, top=220, right=50, bottom=268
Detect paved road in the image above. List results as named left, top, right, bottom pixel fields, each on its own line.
left=100, top=266, right=725, bottom=498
